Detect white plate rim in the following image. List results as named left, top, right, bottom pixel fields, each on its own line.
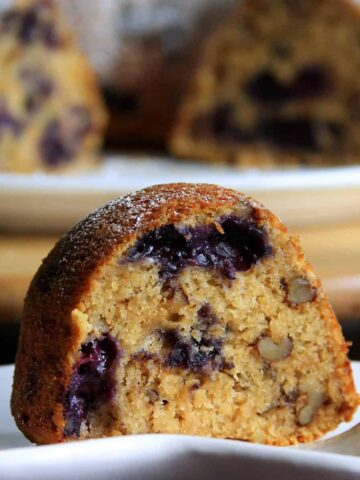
left=1, top=157, right=360, bottom=232
left=1, top=156, right=360, bottom=192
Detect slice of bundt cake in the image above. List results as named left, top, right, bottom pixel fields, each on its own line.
left=11, top=183, right=358, bottom=445
left=0, top=0, right=106, bottom=172
left=171, top=0, right=360, bottom=166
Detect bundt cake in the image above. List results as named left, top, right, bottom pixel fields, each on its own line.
left=53, top=0, right=235, bottom=149
left=0, top=0, right=106, bottom=172
left=171, top=0, right=360, bottom=166
left=11, top=183, right=358, bottom=445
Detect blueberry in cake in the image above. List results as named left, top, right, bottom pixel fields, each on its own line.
left=171, top=0, right=360, bottom=166
left=0, top=0, right=106, bottom=172
left=11, top=183, right=358, bottom=445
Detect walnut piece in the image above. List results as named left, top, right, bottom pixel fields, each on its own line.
left=257, top=336, right=293, bottom=361
left=146, top=389, right=160, bottom=403
left=297, top=389, right=325, bottom=426
left=287, top=276, right=316, bottom=305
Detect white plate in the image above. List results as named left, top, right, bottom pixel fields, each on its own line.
left=1, top=363, right=360, bottom=479
left=1, top=156, right=360, bottom=231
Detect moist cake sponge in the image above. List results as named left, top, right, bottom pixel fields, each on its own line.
left=171, top=0, right=360, bottom=166
left=11, top=183, right=358, bottom=445
left=0, top=0, right=107, bottom=172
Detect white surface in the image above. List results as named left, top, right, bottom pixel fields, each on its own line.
left=1, top=363, right=360, bottom=479
left=1, top=156, right=360, bottom=231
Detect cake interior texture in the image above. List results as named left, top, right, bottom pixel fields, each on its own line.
left=11, top=184, right=358, bottom=445
left=61, top=206, right=354, bottom=445
left=171, top=0, right=360, bottom=165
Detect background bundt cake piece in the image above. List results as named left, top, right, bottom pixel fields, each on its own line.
left=11, top=183, right=358, bottom=445
left=0, top=0, right=107, bottom=172
left=53, top=0, right=235, bottom=149
left=171, top=0, right=360, bottom=166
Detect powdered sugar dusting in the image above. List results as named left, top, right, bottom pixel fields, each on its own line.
left=86, top=183, right=241, bottom=236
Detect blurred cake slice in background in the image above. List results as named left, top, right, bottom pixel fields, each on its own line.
left=55, top=0, right=235, bottom=149
left=171, top=0, right=360, bottom=167
left=0, top=0, right=107, bottom=173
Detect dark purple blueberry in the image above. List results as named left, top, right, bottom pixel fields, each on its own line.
left=161, top=304, right=233, bottom=373
left=39, top=107, right=92, bottom=166
left=39, top=120, right=72, bottom=166
left=0, top=102, right=22, bottom=137
left=245, top=65, right=332, bottom=105
left=124, top=215, right=271, bottom=281
left=211, top=104, right=238, bottom=139
left=64, top=335, right=120, bottom=438
left=191, top=103, right=251, bottom=143
left=0, top=3, right=59, bottom=48
left=246, top=71, right=290, bottom=104
left=257, top=118, right=343, bottom=152
left=20, top=69, right=53, bottom=113
left=162, top=329, right=224, bottom=372
left=294, top=65, right=332, bottom=98
left=197, top=303, right=217, bottom=327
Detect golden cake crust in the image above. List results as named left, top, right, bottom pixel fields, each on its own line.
left=11, top=183, right=358, bottom=444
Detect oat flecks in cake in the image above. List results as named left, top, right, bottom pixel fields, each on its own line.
left=11, top=184, right=359, bottom=446
left=0, top=0, right=107, bottom=172
left=171, top=0, right=360, bottom=166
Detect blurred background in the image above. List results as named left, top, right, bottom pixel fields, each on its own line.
left=0, top=0, right=359, bottom=365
